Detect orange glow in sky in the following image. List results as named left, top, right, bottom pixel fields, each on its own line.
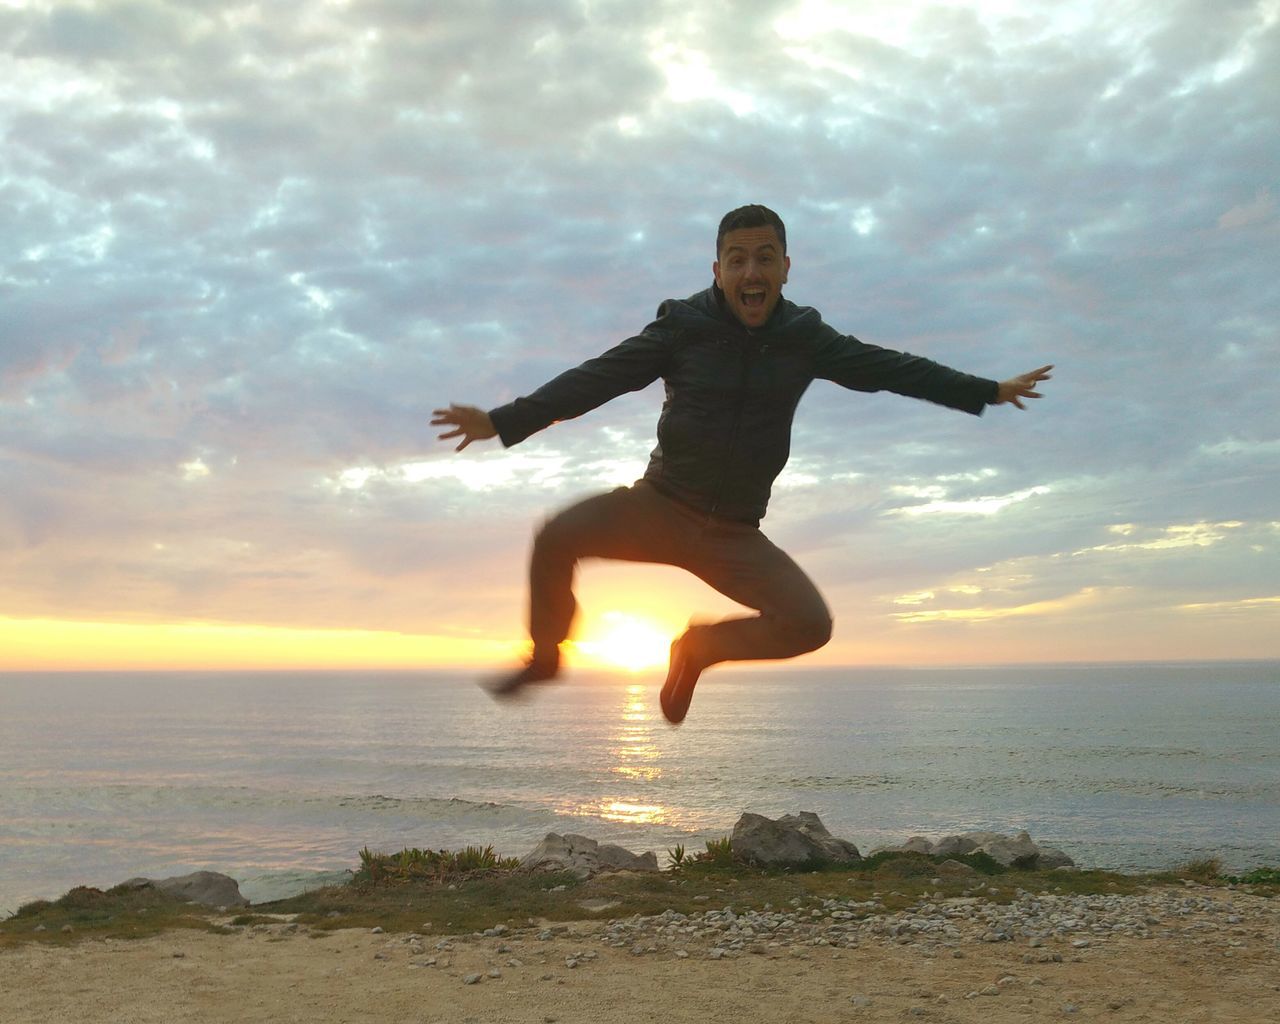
left=0, top=608, right=678, bottom=673
left=0, top=615, right=521, bottom=672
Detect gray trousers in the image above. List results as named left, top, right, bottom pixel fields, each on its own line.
left=528, top=481, right=832, bottom=666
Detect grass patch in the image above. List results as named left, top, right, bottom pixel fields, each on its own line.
left=1144, top=858, right=1280, bottom=894
left=8, top=846, right=1273, bottom=949
left=266, top=844, right=1015, bottom=936
left=0, top=884, right=231, bottom=949
left=267, top=868, right=588, bottom=935
left=229, top=913, right=284, bottom=927
left=1177, top=857, right=1224, bottom=883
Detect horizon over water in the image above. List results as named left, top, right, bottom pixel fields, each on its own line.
left=2, top=659, right=1278, bottom=914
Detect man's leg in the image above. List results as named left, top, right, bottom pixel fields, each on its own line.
left=661, top=521, right=832, bottom=722
left=685, top=521, right=833, bottom=665
left=493, top=483, right=690, bottom=694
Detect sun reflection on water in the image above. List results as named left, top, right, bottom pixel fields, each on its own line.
left=601, top=684, right=666, bottom=820
left=599, top=800, right=665, bottom=824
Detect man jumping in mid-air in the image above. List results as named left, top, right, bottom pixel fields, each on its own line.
left=433, top=204, right=1051, bottom=724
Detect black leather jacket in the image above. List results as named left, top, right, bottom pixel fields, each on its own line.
left=489, top=286, right=998, bottom=525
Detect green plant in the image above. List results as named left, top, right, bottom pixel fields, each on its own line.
left=353, top=844, right=521, bottom=885
left=1178, top=857, right=1223, bottom=882
left=695, top=836, right=736, bottom=869
left=358, top=846, right=382, bottom=884
left=667, top=843, right=686, bottom=869
left=1223, top=866, right=1280, bottom=886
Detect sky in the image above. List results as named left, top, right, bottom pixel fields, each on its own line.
left=0, top=0, right=1277, bottom=671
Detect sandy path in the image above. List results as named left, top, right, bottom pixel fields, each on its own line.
left=4, top=896, right=1278, bottom=1023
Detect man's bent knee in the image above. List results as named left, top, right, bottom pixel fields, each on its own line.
left=806, top=614, right=834, bottom=653
left=532, top=504, right=593, bottom=560
left=532, top=514, right=573, bottom=555
left=781, top=612, right=832, bottom=655
left=532, top=489, right=628, bottom=560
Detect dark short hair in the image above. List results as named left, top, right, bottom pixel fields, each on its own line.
left=717, top=204, right=787, bottom=256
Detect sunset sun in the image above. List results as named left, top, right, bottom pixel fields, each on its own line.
left=574, top=612, right=673, bottom=673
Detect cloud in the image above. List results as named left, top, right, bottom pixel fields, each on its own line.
left=0, top=0, right=1276, bottom=663
left=1218, top=187, right=1275, bottom=229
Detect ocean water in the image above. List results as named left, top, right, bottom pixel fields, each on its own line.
left=1, top=662, right=1277, bottom=914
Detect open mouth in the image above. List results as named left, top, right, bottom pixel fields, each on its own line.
left=741, top=288, right=767, bottom=308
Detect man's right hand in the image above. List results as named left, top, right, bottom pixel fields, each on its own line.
left=431, top=403, right=497, bottom=452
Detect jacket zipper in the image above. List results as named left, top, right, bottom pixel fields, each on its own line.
left=707, top=334, right=753, bottom=522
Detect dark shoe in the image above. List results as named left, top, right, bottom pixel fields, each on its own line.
left=487, top=652, right=560, bottom=699
left=660, top=632, right=705, bottom=725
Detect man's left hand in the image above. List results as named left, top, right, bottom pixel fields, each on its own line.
left=995, top=365, right=1053, bottom=410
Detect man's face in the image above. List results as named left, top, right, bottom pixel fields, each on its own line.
left=713, top=225, right=790, bottom=329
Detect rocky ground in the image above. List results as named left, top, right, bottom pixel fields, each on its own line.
left=6, top=882, right=1278, bottom=1023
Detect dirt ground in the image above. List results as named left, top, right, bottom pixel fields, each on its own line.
left=4, top=897, right=1278, bottom=1024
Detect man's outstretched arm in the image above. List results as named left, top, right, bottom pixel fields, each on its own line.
left=813, top=328, right=1052, bottom=416
left=993, top=364, right=1054, bottom=410
left=432, top=403, right=496, bottom=452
